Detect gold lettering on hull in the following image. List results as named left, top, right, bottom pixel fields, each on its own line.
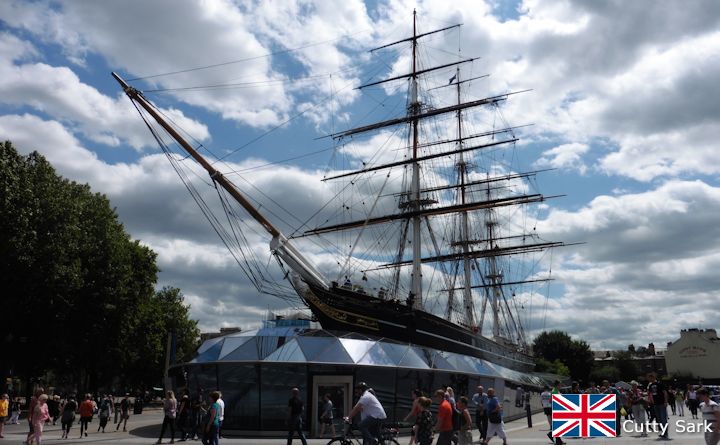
left=303, top=289, right=380, bottom=331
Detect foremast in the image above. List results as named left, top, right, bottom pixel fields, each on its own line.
left=111, top=72, right=330, bottom=292
left=409, top=10, right=423, bottom=310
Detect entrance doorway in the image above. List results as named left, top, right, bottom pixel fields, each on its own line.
left=311, top=375, right=354, bottom=438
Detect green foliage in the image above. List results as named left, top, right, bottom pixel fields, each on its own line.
left=536, top=358, right=571, bottom=376
left=612, top=350, right=640, bottom=381
left=119, top=287, right=200, bottom=385
left=590, top=365, right=619, bottom=383
left=0, top=141, right=199, bottom=390
left=532, top=330, right=594, bottom=382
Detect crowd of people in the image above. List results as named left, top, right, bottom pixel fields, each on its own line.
left=0, top=387, right=136, bottom=445
left=156, top=389, right=225, bottom=445
left=281, top=382, right=495, bottom=445
left=537, top=373, right=719, bottom=445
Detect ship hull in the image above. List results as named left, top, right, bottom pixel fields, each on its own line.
left=294, top=279, right=535, bottom=372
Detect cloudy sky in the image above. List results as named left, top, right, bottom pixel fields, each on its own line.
left=1, top=0, right=719, bottom=352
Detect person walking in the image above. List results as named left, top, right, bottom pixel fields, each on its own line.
left=319, top=393, right=336, bottom=439
left=540, top=386, right=552, bottom=430
left=78, top=394, right=94, bottom=438
left=97, top=394, right=112, bottom=432
left=25, top=387, right=44, bottom=444
left=201, top=392, right=221, bottom=445
left=216, top=393, right=224, bottom=439
left=456, top=396, right=473, bottom=445
left=629, top=381, right=647, bottom=437
left=27, top=394, right=50, bottom=445
left=433, top=389, right=454, bottom=445
left=647, top=373, right=669, bottom=440
left=157, top=391, right=177, bottom=444
left=472, top=386, right=489, bottom=443
left=286, top=387, right=308, bottom=445
left=415, top=397, right=434, bottom=445
left=404, top=389, right=423, bottom=445
left=177, top=394, right=190, bottom=441
left=60, top=395, right=77, bottom=439
left=483, top=388, right=507, bottom=445
left=47, top=395, right=60, bottom=426
left=687, top=385, right=699, bottom=419
left=675, top=388, right=685, bottom=416
left=697, top=388, right=720, bottom=445
left=9, top=397, right=21, bottom=424
left=116, top=394, right=131, bottom=432
left=0, top=393, right=8, bottom=438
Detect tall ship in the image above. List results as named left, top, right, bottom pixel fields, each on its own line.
left=114, top=12, right=566, bottom=372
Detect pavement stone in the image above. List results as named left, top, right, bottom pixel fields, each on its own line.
left=1, top=408, right=708, bottom=445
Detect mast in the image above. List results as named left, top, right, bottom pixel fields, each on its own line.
left=409, top=9, right=423, bottom=309
left=455, top=67, right=476, bottom=327
left=111, top=72, right=329, bottom=291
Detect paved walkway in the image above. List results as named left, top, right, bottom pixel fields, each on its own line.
left=2, top=409, right=708, bottom=444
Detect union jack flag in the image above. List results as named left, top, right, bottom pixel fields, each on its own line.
left=551, top=394, right=616, bottom=438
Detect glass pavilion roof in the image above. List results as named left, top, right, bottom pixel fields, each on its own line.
left=190, top=321, right=550, bottom=387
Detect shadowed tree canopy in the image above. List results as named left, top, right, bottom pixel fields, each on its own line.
left=0, top=141, right=199, bottom=391
left=532, top=330, right=594, bottom=383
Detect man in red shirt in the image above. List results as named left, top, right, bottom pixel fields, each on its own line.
left=434, top=389, right=454, bottom=445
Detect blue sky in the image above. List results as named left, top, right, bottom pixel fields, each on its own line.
left=1, top=0, right=719, bottom=351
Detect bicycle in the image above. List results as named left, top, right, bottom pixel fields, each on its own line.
left=326, top=419, right=400, bottom=445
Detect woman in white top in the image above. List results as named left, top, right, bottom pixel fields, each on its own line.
left=156, top=391, right=177, bottom=444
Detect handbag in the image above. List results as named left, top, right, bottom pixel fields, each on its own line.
left=489, top=411, right=502, bottom=424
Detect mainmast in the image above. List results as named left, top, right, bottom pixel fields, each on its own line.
left=409, top=9, right=423, bottom=310
left=454, top=67, right=476, bottom=328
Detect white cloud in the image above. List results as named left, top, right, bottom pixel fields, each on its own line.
left=535, top=142, right=589, bottom=174
left=3, top=0, right=720, bottom=352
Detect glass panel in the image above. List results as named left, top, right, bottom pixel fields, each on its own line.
left=222, top=337, right=261, bottom=361
left=263, top=339, right=307, bottom=362
left=218, top=336, right=253, bottom=359
left=196, top=337, right=223, bottom=354
left=398, top=348, right=430, bottom=369
left=379, top=342, right=410, bottom=365
left=312, top=340, right=354, bottom=364
left=355, top=367, right=397, bottom=423
left=297, top=337, right=336, bottom=361
left=217, top=364, right=259, bottom=429
left=357, top=342, right=396, bottom=366
left=339, top=338, right=375, bottom=363
left=260, top=364, right=308, bottom=431
left=194, top=341, right=223, bottom=363
left=427, top=351, right=453, bottom=370
left=186, top=364, right=217, bottom=401
left=394, top=369, right=424, bottom=422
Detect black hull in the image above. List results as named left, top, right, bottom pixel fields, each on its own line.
left=295, top=280, right=535, bottom=372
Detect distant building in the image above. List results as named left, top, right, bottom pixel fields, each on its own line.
left=665, top=328, right=720, bottom=379
left=200, top=327, right=241, bottom=343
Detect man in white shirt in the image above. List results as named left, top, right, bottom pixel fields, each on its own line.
left=345, top=382, right=387, bottom=445
left=217, top=392, right=225, bottom=439
left=472, top=385, right=489, bottom=442
left=540, top=386, right=552, bottom=428
left=698, top=388, right=720, bottom=445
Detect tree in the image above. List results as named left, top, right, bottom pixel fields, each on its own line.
left=612, top=351, right=639, bottom=381
left=532, top=330, right=594, bottom=382
left=0, top=141, right=198, bottom=392
left=118, top=287, right=200, bottom=386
